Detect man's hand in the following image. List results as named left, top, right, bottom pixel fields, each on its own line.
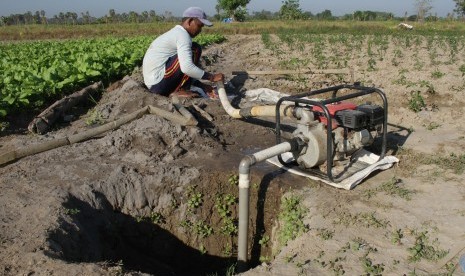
left=202, top=84, right=219, bottom=99
left=210, top=73, right=224, bottom=83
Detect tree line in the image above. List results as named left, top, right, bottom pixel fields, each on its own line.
left=1, top=0, right=464, bottom=26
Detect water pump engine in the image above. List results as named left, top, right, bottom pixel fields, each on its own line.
left=275, top=84, right=388, bottom=182
left=292, top=101, right=384, bottom=169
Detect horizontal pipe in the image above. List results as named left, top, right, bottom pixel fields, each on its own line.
left=216, top=82, right=294, bottom=119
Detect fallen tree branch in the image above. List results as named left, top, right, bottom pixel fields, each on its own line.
left=1, top=104, right=197, bottom=166
left=28, top=82, right=104, bottom=134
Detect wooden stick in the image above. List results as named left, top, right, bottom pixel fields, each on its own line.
left=232, top=69, right=352, bottom=76
left=193, top=104, right=214, bottom=122
left=233, top=68, right=355, bottom=83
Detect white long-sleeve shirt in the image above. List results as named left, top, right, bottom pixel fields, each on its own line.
left=142, top=25, right=205, bottom=88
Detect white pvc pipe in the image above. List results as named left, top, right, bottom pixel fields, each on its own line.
left=216, top=82, right=294, bottom=119
left=237, top=141, right=293, bottom=272
left=217, top=82, right=241, bottom=118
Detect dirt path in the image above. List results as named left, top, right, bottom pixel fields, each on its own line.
left=1, top=34, right=465, bottom=275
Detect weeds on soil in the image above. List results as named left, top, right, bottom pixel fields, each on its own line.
left=363, top=177, right=413, bottom=200
left=278, top=195, right=308, bottom=246
left=408, top=231, right=448, bottom=262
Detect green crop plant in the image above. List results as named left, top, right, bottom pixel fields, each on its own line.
left=424, top=122, right=440, bottom=130
left=258, top=234, right=270, bottom=247
left=361, top=257, right=384, bottom=275
left=391, top=229, right=404, bottom=245
left=228, top=174, right=238, bottom=186
left=220, top=217, right=238, bottom=236
left=367, top=58, right=377, bottom=71
left=359, top=212, right=390, bottom=229
left=85, top=108, right=105, bottom=126
left=149, top=211, right=165, bottom=224
left=408, top=231, right=448, bottom=262
left=222, top=243, right=233, bottom=257
left=186, top=185, right=203, bottom=211
left=216, top=193, right=238, bottom=236
left=179, top=219, right=192, bottom=229
left=199, top=244, right=207, bottom=255
left=261, top=32, right=272, bottom=49
left=215, top=194, right=237, bottom=216
left=424, top=82, right=436, bottom=95
left=64, top=208, right=80, bottom=215
left=408, top=91, right=426, bottom=113
left=431, top=69, right=445, bottom=79
left=194, top=220, right=213, bottom=238
left=259, top=255, right=271, bottom=263
left=0, top=34, right=225, bottom=118
left=391, top=49, right=403, bottom=66
left=278, top=195, right=308, bottom=245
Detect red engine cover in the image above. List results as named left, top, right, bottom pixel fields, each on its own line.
left=313, top=101, right=357, bottom=128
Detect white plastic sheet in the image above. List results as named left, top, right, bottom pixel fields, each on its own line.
left=267, top=150, right=399, bottom=190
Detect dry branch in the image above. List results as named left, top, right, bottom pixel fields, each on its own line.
left=28, top=82, right=103, bottom=134
left=1, top=104, right=198, bottom=166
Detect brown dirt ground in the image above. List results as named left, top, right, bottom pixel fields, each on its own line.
left=1, top=33, right=465, bottom=275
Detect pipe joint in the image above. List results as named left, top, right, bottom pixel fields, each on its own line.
left=239, top=155, right=255, bottom=174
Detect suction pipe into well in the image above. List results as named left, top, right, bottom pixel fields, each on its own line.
left=216, top=82, right=306, bottom=272
left=237, top=140, right=302, bottom=272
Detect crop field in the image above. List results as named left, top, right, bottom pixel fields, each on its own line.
left=0, top=33, right=225, bottom=120
left=1, top=20, right=465, bottom=275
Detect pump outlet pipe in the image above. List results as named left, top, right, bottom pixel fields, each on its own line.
left=237, top=138, right=302, bottom=272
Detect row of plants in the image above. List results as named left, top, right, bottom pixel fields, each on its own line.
left=264, top=31, right=465, bottom=70
left=0, top=33, right=226, bottom=118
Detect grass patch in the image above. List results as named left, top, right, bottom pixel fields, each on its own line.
left=333, top=211, right=390, bottom=229
left=422, top=152, right=465, bottom=175
left=363, top=177, right=413, bottom=200
left=278, top=195, right=308, bottom=245
left=396, top=147, right=465, bottom=176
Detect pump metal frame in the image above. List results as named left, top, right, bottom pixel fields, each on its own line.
left=275, top=84, right=388, bottom=183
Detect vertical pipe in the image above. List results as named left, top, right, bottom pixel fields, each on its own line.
left=236, top=141, right=295, bottom=272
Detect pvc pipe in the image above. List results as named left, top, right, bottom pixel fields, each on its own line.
left=216, top=82, right=295, bottom=119
left=237, top=141, right=294, bottom=272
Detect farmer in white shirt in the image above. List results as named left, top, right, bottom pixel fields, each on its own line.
left=143, top=7, right=224, bottom=98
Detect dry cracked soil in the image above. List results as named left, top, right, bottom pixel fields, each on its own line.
left=1, top=34, right=465, bottom=276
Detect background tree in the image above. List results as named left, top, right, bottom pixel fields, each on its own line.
left=40, top=10, right=47, bottom=24
left=415, top=0, right=433, bottom=22
left=316, top=9, right=333, bottom=20
left=108, top=9, right=116, bottom=23
left=279, top=0, right=305, bottom=20
left=218, top=0, right=251, bottom=20
left=454, top=0, right=465, bottom=17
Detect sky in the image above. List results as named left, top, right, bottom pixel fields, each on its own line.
left=0, top=0, right=457, bottom=18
